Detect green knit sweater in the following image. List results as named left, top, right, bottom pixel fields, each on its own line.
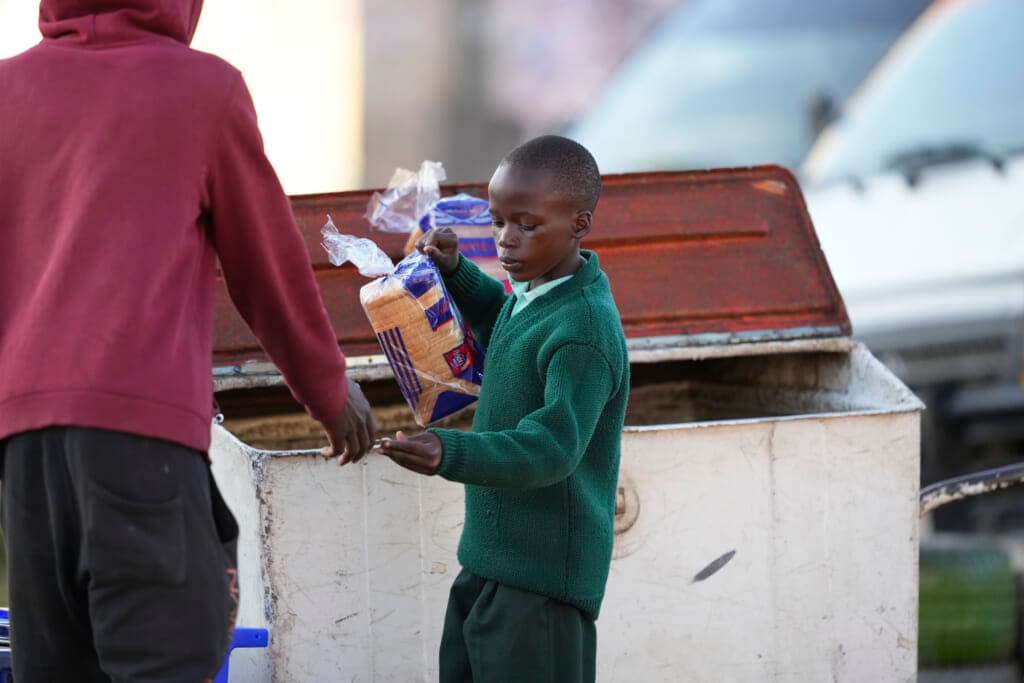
left=430, top=250, right=629, bottom=619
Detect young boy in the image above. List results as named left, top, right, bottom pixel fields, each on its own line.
left=379, top=135, right=630, bottom=682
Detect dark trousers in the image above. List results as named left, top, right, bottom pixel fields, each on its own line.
left=439, top=569, right=597, bottom=683
left=0, top=426, right=239, bottom=683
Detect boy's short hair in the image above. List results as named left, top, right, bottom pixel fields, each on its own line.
left=501, top=135, right=602, bottom=212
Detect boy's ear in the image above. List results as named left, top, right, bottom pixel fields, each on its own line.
left=572, top=210, right=593, bottom=239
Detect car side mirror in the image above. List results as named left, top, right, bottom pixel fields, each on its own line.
left=807, top=91, right=839, bottom=141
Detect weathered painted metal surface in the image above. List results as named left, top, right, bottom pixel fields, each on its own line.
left=920, top=461, right=1024, bottom=516
left=210, top=342, right=921, bottom=682
left=211, top=337, right=857, bottom=393
left=209, top=428, right=272, bottom=682
left=212, top=166, right=850, bottom=365
left=605, top=413, right=919, bottom=682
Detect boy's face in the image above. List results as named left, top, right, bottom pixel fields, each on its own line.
left=487, top=162, right=592, bottom=288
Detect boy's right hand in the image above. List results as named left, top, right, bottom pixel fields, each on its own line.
left=416, top=227, right=460, bottom=276
left=377, top=431, right=443, bottom=476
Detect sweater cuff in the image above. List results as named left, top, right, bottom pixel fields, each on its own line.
left=430, top=427, right=467, bottom=481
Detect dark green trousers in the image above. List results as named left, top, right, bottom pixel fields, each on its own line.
left=439, top=569, right=596, bottom=683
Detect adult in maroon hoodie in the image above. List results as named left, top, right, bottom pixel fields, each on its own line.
left=0, top=0, right=375, bottom=678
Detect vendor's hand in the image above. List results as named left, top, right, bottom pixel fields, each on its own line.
left=320, top=377, right=376, bottom=465
left=416, top=227, right=460, bottom=276
left=378, top=430, right=443, bottom=476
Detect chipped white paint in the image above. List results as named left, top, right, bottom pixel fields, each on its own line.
left=211, top=430, right=462, bottom=681
left=920, top=480, right=995, bottom=514
left=210, top=342, right=921, bottom=681
left=919, top=472, right=1024, bottom=516
left=209, top=428, right=273, bottom=682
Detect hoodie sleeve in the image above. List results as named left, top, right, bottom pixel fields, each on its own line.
left=204, top=72, right=348, bottom=422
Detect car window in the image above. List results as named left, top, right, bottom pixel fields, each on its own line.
left=801, top=0, right=1024, bottom=185
left=568, top=0, right=929, bottom=174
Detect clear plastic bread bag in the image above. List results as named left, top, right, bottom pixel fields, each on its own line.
left=321, top=215, right=484, bottom=426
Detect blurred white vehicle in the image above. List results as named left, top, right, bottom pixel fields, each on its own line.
left=800, top=0, right=1024, bottom=530
left=569, top=0, right=931, bottom=172
left=800, top=0, right=1024, bottom=383
left=806, top=154, right=1023, bottom=383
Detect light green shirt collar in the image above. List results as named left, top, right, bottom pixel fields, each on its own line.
left=509, top=273, right=575, bottom=316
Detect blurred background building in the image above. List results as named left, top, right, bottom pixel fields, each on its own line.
left=0, top=0, right=675, bottom=190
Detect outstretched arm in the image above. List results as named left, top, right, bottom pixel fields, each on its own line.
left=379, top=343, right=617, bottom=488
left=205, top=73, right=375, bottom=463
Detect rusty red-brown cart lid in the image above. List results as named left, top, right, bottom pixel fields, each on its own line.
left=213, top=165, right=850, bottom=366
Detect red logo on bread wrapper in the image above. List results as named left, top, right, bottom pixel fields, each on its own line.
left=442, top=323, right=484, bottom=384
left=444, top=342, right=474, bottom=376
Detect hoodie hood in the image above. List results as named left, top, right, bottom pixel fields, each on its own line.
left=39, top=0, right=204, bottom=46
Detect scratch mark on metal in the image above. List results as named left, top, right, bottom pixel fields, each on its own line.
left=692, top=549, right=737, bottom=583
left=381, top=477, right=416, bottom=488
left=372, top=608, right=397, bottom=625
left=335, top=612, right=359, bottom=624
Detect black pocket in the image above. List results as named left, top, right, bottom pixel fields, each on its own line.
left=84, top=481, right=186, bottom=586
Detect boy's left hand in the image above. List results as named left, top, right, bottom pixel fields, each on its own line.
left=377, top=431, right=443, bottom=475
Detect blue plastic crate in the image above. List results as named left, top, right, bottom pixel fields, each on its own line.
left=0, top=607, right=9, bottom=683
left=214, top=627, right=269, bottom=683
